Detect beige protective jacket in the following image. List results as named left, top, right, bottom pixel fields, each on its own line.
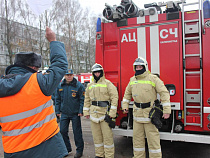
left=122, top=71, right=171, bottom=123
left=83, top=76, right=118, bottom=123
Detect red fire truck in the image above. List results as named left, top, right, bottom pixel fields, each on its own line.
left=75, top=73, right=92, bottom=88
left=95, top=0, right=210, bottom=144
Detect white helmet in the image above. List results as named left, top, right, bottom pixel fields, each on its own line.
left=133, top=57, right=148, bottom=71
left=91, top=63, right=103, bottom=72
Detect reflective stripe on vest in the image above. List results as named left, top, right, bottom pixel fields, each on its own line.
left=0, top=73, right=59, bottom=153
left=3, top=112, right=55, bottom=136
left=130, top=80, right=156, bottom=87
left=89, top=84, right=107, bottom=89
left=0, top=100, right=52, bottom=123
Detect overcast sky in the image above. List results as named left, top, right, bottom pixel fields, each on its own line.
left=78, top=0, right=198, bottom=15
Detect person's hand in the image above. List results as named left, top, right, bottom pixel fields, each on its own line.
left=123, top=109, right=129, bottom=114
left=45, top=26, right=56, bottom=42
left=85, top=115, right=90, bottom=119
left=57, top=114, right=61, bottom=117
left=162, top=113, right=170, bottom=119
left=78, top=113, right=83, bottom=117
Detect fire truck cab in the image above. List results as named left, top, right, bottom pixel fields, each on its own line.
left=95, top=0, right=210, bottom=144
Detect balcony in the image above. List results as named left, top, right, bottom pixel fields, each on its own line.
left=80, top=61, right=85, bottom=64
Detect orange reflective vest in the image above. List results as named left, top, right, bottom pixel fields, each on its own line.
left=0, top=73, right=59, bottom=153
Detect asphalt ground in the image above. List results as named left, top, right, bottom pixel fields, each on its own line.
left=0, top=117, right=210, bottom=158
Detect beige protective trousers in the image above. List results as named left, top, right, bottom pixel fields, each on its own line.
left=91, top=120, right=114, bottom=158
left=133, top=121, right=162, bottom=158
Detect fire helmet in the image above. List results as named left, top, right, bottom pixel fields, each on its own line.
left=91, top=63, right=103, bottom=72
left=133, top=57, right=148, bottom=71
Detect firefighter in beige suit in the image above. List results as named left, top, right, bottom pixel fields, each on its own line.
left=122, top=57, right=171, bottom=158
left=83, top=63, right=118, bottom=158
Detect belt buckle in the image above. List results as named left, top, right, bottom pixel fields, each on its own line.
left=97, top=101, right=99, bottom=106
left=139, top=103, right=142, bottom=108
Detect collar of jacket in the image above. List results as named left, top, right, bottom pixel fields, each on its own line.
left=93, top=75, right=105, bottom=83
left=61, top=77, right=77, bottom=87
left=5, top=64, right=37, bottom=75
left=135, top=71, right=149, bottom=79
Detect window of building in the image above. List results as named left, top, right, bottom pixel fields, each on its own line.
left=18, top=39, right=23, bottom=45
left=1, top=45, right=4, bottom=51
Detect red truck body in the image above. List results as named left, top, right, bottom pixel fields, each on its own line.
left=95, top=0, right=210, bottom=143
left=75, top=73, right=92, bottom=88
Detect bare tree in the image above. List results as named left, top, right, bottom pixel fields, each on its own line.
left=86, top=15, right=97, bottom=71
left=16, top=0, right=37, bottom=52
left=55, top=0, right=88, bottom=73
left=0, top=0, right=20, bottom=65
left=53, top=0, right=73, bottom=70
left=0, top=0, right=97, bottom=74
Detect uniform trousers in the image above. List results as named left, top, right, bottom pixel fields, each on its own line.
left=91, top=120, right=114, bottom=158
left=60, top=113, right=84, bottom=154
left=133, top=121, right=162, bottom=158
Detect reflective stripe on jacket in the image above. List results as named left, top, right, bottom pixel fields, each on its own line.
left=83, top=76, right=118, bottom=122
left=122, top=71, right=171, bottom=123
left=0, top=73, right=59, bottom=153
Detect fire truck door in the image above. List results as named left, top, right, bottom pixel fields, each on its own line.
left=120, top=22, right=182, bottom=110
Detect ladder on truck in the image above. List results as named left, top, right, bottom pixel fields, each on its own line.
left=182, top=0, right=205, bottom=127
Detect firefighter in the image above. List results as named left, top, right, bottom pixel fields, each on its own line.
left=122, top=57, right=171, bottom=158
left=0, top=27, right=68, bottom=157
left=83, top=63, right=118, bottom=158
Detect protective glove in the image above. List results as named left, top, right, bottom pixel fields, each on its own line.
left=104, top=114, right=116, bottom=128
left=149, top=100, right=163, bottom=129
left=151, top=116, right=162, bottom=129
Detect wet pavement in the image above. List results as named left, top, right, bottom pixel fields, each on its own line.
left=0, top=117, right=210, bottom=158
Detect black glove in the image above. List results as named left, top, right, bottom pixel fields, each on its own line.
left=151, top=116, right=162, bottom=129
left=104, top=114, right=116, bottom=128
left=154, top=99, right=161, bottom=106
left=149, top=100, right=163, bottom=129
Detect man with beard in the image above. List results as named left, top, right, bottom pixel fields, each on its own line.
left=122, top=57, right=171, bottom=158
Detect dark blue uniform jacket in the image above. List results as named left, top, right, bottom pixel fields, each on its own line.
left=55, top=78, right=85, bottom=115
